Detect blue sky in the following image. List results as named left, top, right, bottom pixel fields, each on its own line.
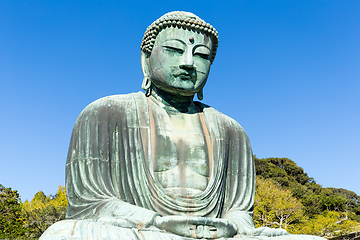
left=1, top=0, right=359, bottom=201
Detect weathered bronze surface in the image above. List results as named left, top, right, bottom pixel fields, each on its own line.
left=40, top=11, right=324, bottom=240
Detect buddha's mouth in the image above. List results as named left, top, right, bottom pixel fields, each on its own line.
left=174, top=71, right=196, bottom=81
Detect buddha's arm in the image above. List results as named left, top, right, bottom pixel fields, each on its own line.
left=219, top=118, right=257, bottom=236
left=94, top=200, right=160, bottom=228
left=223, top=209, right=256, bottom=235
left=65, top=96, right=161, bottom=229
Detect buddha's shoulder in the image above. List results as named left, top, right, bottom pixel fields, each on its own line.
left=77, top=92, right=145, bottom=118
left=82, top=92, right=144, bottom=110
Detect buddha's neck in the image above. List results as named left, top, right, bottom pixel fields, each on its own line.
left=150, top=86, right=195, bottom=112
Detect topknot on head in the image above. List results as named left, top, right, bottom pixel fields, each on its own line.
left=141, top=11, right=219, bottom=64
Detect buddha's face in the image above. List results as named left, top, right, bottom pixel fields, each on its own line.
left=146, top=27, right=213, bottom=96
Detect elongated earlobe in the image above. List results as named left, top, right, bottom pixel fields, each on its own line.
left=197, top=89, right=203, bottom=100
left=145, top=87, right=152, bottom=97
left=142, top=76, right=151, bottom=90
left=141, top=51, right=152, bottom=94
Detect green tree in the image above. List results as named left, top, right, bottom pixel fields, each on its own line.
left=254, top=157, right=360, bottom=220
left=22, top=185, right=67, bottom=238
left=294, top=211, right=360, bottom=238
left=0, top=184, right=26, bottom=239
left=325, top=188, right=360, bottom=222
left=254, top=177, right=305, bottom=232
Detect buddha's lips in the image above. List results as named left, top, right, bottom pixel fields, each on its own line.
left=174, top=71, right=196, bottom=81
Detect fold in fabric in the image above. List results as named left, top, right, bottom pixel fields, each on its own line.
left=65, top=92, right=256, bottom=234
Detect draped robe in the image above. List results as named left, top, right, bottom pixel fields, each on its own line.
left=40, top=92, right=323, bottom=240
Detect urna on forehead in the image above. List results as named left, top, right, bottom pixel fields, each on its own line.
left=141, top=11, right=219, bottom=63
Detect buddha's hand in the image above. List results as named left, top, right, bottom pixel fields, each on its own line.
left=153, top=215, right=237, bottom=239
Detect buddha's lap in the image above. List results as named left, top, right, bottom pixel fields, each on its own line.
left=40, top=219, right=324, bottom=240
left=40, top=220, right=180, bottom=240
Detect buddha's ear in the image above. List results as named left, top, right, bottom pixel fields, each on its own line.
left=141, top=51, right=151, bottom=90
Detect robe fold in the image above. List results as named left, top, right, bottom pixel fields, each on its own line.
left=40, top=92, right=323, bottom=240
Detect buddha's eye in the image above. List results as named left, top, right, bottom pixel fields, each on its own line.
left=162, top=41, right=185, bottom=54
left=164, top=46, right=184, bottom=54
left=194, top=53, right=210, bottom=60
left=194, top=46, right=211, bottom=60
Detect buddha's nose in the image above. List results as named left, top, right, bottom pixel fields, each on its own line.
left=179, top=50, right=195, bottom=70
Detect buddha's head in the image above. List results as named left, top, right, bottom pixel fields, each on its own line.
left=141, top=11, right=219, bottom=100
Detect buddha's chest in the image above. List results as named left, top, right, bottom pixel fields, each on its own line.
left=149, top=104, right=211, bottom=196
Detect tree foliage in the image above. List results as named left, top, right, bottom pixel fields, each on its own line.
left=0, top=184, right=26, bottom=239
left=22, top=185, right=67, bottom=238
left=254, top=177, right=305, bottom=231
left=255, top=156, right=360, bottom=237
left=325, top=188, right=360, bottom=222
left=293, top=211, right=359, bottom=238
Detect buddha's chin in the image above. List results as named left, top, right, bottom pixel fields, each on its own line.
left=166, top=82, right=197, bottom=95
left=175, top=78, right=196, bottom=87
